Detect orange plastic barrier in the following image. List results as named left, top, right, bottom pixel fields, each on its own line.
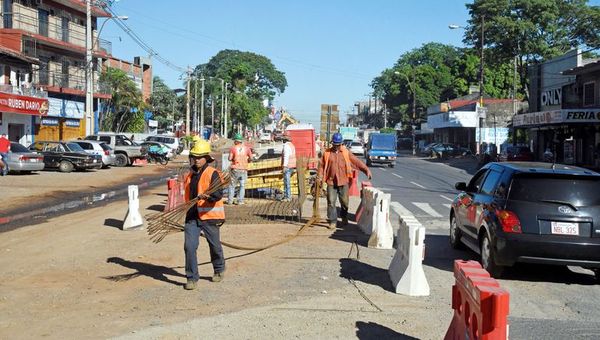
left=132, top=158, right=148, bottom=166
left=353, top=181, right=372, bottom=222
left=444, top=260, right=510, bottom=340
left=348, top=169, right=360, bottom=197
left=164, top=178, right=184, bottom=212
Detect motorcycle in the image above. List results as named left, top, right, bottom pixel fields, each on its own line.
left=147, top=151, right=169, bottom=165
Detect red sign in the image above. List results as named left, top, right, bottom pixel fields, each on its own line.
left=0, top=92, right=49, bottom=116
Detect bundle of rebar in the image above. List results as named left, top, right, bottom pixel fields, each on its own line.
left=147, top=170, right=231, bottom=243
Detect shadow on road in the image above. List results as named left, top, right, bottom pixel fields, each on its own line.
left=103, top=256, right=185, bottom=286
left=330, top=215, right=370, bottom=248
left=424, top=156, right=479, bottom=175
left=423, top=234, right=477, bottom=272
left=146, top=204, right=165, bottom=212
left=339, top=258, right=392, bottom=292
left=103, top=218, right=123, bottom=229
left=356, top=321, right=418, bottom=340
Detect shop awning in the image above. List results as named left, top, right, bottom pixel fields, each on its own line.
left=513, top=109, right=600, bottom=127
left=0, top=91, right=49, bottom=116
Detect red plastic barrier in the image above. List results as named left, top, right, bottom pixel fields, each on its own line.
left=132, top=158, right=148, bottom=166
left=164, top=178, right=184, bottom=212
left=444, top=260, right=510, bottom=340
left=348, top=169, right=360, bottom=197
left=353, top=181, right=373, bottom=222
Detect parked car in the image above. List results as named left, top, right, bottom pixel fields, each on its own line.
left=348, top=141, right=364, bottom=156
left=498, top=145, right=534, bottom=162
left=29, top=141, right=102, bottom=173
left=365, top=133, right=397, bottom=167
left=85, top=133, right=145, bottom=167
left=145, top=135, right=181, bottom=154
left=430, top=143, right=463, bottom=158
left=3, top=142, right=45, bottom=174
left=450, top=162, right=600, bottom=279
left=72, top=140, right=116, bottom=168
left=259, top=131, right=272, bottom=143
left=420, top=142, right=440, bottom=156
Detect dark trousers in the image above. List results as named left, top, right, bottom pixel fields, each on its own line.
left=184, top=219, right=225, bottom=281
left=326, top=184, right=349, bottom=223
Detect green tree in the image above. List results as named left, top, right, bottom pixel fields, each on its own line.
left=194, top=49, right=287, bottom=133
left=98, top=67, right=147, bottom=133
left=148, top=76, right=183, bottom=129
left=464, top=0, right=600, bottom=99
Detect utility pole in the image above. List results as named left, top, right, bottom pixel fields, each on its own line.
left=412, top=69, right=417, bottom=156
left=224, top=83, right=229, bottom=138
left=85, top=0, right=93, bottom=136
left=220, top=79, right=224, bottom=136
left=185, top=67, right=191, bottom=137
left=200, top=77, right=205, bottom=138
left=477, top=15, right=486, bottom=155
left=193, top=75, right=198, bottom=134
left=210, top=95, right=215, bottom=130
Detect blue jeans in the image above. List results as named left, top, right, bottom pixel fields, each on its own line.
left=0, top=152, right=8, bottom=176
left=184, top=219, right=225, bottom=282
left=228, top=169, right=247, bottom=204
left=283, top=167, right=294, bottom=199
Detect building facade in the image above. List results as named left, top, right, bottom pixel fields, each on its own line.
left=513, top=49, right=600, bottom=168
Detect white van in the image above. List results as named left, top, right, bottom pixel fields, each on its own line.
left=145, top=135, right=181, bottom=154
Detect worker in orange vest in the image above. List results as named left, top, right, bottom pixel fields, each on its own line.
left=281, top=132, right=296, bottom=201
left=228, top=133, right=252, bottom=205
left=183, top=139, right=225, bottom=290
left=318, top=133, right=371, bottom=229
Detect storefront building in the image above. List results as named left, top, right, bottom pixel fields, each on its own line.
left=514, top=49, right=599, bottom=168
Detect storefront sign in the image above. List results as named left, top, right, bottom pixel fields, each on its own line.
left=0, top=92, right=49, bottom=116
left=476, top=128, right=509, bottom=145
left=41, top=117, right=60, bottom=126
left=47, top=97, right=85, bottom=119
left=541, top=88, right=562, bottom=106
left=65, top=119, right=80, bottom=127
left=427, top=111, right=478, bottom=129
left=513, top=109, right=600, bottom=127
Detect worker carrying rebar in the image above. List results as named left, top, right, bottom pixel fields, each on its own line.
left=281, top=131, right=296, bottom=202
left=227, top=133, right=252, bottom=205
left=183, top=139, right=226, bottom=290
left=318, top=132, right=372, bottom=229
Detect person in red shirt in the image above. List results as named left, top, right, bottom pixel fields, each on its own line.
left=227, top=133, right=252, bottom=205
left=318, top=133, right=371, bottom=229
left=0, top=133, right=10, bottom=176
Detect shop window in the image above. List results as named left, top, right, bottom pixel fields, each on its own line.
left=583, top=82, right=595, bottom=107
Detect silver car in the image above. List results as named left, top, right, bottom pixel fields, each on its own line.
left=72, top=140, right=116, bottom=168
left=3, top=142, right=45, bottom=174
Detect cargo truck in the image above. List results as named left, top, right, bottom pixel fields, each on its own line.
left=365, top=133, right=397, bottom=167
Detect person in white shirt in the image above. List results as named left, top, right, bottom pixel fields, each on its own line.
left=281, top=133, right=297, bottom=201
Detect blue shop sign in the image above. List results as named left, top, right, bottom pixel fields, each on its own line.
left=47, top=97, right=85, bottom=119
left=65, top=119, right=80, bottom=127
left=41, top=117, right=60, bottom=126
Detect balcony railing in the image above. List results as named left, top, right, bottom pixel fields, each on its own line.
left=0, top=83, right=48, bottom=98
left=1, top=11, right=106, bottom=53
left=32, top=70, right=110, bottom=95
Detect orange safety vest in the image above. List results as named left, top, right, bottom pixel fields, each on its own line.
left=184, top=166, right=225, bottom=221
left=282, top=142, right=297, bottom=169
left=230, top=144, right=250, bottom=170
left=323, top=146, right=353, bottom=181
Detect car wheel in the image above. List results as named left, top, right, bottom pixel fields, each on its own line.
left=58, top=160, right=74, bottom=173
left=449, top=214, right=464, bottom=249
left=480, top=232, right=504, bottom=278
left=114, top=154, right=128, bottom=167
left=389, top=163, right=395, bottom=168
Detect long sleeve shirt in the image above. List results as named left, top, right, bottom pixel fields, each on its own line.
left=318, top=148, right=369, bottom=186
left=282, top=142, right=293, bottom=168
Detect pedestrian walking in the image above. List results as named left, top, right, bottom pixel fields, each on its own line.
left=227, top=133, right=252, bottom=205
left=183, top=139, right=226, bottom=290
left=318, top=132, right=372, bottom=229
left=281, top=131, right=296, bottom=201
left=0, top=133, right=10, bottom=176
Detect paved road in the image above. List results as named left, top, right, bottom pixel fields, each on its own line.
left=364, top=153, right=600, bottom=339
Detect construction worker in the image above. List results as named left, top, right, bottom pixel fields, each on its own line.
left=227, top=133, right=252, bottom=205
left=281, top=131, right=296, bottom=201
left=318, top=132, right=372, bottom=229
left=183, top=139, right=225, bottom=290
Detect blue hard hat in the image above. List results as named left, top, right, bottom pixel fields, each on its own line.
left=331, top=133, right=343, bottom=144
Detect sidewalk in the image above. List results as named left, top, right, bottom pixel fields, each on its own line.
left=0, top=183, right=455, bottom=339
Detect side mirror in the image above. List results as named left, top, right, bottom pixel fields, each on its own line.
left=455, top=182, right=467, bottom=191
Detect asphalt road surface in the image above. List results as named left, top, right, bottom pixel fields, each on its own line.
left=365, top=153, right=600, bottom=339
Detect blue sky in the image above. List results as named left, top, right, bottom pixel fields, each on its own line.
left=101, top=1, right=480, bottom=127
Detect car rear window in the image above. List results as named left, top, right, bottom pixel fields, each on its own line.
left=99, top=143, right=111, bottom=151
left=66, top=142, right=85, bottom=152
left=509, top=175, right=600, bottom=206
left=10, top=143, right=29, bottom=152
left=351, top=142, right=362, bottom=146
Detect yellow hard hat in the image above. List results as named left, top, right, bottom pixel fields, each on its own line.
left=189, top=139, right=214, bottom=161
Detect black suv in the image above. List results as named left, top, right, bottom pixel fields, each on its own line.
left=29, top=141, right=102, bottom=173
left=450, top=162, right=600, bottom=279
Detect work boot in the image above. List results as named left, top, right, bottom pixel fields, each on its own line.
left=212, top=272, right=224, bottom=282
left=328, top=222, right=336, bottom=230
left=184, top=279, right=197, bottom=290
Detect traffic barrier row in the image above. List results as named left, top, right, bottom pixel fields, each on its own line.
left=165, top=178, right=184, bottom=212
left=444, top=260, right=510, bottom=340
left=388, top=214, right=429, bottom=296
left=123, top=185, right=144, bottom=230
left=356, top=185, right=393, bottom=249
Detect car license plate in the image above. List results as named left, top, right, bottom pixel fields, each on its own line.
left=29, top=159, right=37, bottom=162
left=551, top=222, right=579, bottom=235
left=379, top=156, right=387, bottom=160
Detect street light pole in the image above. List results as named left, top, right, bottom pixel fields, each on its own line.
left=200, top=77, right=205, bottom=138
left=185, top=67, right=191, bottom=137
left=220, top=79, right=225, bottom=136
left=85, top=0, right=93, bottom=136
left=224, top=82, right=229, bottom=139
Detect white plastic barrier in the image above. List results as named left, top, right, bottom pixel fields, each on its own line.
left=388, top=215, right=429, bottom=296
left=357, top=187, right=393, bottom=249
left=123, top=185, right=144, bottom=230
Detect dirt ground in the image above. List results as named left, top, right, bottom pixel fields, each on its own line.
left=0, top=155, right=453, bottom=339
